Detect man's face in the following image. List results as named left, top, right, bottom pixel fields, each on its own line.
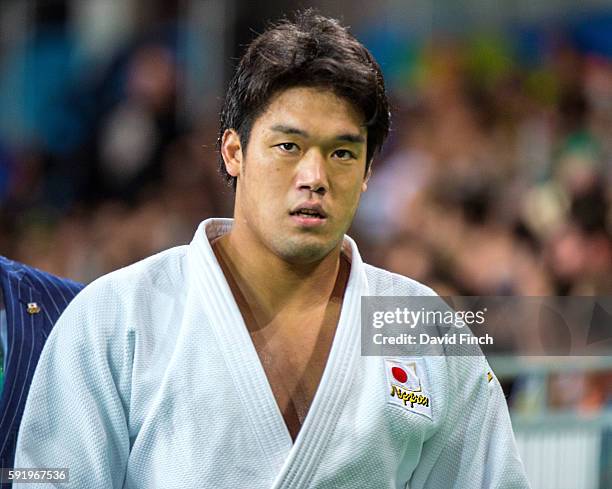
left=222, top=86, right=369, bottom=264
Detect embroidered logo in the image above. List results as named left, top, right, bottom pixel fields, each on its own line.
left=27, top=302, right=41, bottom=314
left=385, top=359, right=432, bottom=420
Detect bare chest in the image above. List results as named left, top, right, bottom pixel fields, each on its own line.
left=249, top=302, right=341, bottom=440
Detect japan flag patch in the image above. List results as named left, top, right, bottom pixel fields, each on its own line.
left=384, top=358, right=433, bottom=420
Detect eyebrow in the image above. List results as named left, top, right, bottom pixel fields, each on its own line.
left=270, top=124, right=365, bottom=144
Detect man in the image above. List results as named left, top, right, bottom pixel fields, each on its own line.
left=0, top=256, right=82, bottom=486
left=16, top=11, right=530, bottom=488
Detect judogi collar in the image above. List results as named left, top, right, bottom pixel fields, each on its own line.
left=188, top=218, right=370, bottom=487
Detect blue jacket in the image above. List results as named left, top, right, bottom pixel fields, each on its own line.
left=0, top=256, right=83, bottom=481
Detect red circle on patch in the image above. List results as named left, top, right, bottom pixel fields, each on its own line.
left=392, top=366, right=407, bottom=383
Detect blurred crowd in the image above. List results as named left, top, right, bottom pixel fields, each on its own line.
left=357, top=36, right=612, bottom=298
left=0, top=8, right=611, bottom=311
left=0, top=1, right=231, bottom=282
left=0, top=6, right=610, bottom=298
left=350, top=33, right=612, bottom=415
left=351, top=31, right=612, bottom=417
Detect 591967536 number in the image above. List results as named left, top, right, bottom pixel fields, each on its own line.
left=1, top=468, right=69, bottom=483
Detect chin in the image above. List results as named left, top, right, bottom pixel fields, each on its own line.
left=274, top=237, right=337, bottom=265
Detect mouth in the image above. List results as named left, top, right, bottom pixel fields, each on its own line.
left=289, top=203, right=328, bottom=227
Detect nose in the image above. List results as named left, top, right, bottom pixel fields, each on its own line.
left=295, top=150, right=329, bottom=195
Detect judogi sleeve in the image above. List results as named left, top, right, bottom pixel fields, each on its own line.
left=15, top=278, right=133, bottom=488
left=409, top=354, right=531, bottom=489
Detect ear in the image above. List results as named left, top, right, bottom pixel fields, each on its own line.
left=361, top=165, right=372, bottom=192
left=221, top=129, right=243, bottom=178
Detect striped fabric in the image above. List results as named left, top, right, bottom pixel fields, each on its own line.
left=0, top=256, right=83, bottom=486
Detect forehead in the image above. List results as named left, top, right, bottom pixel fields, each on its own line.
left=253, top=86, right=366, bottom=138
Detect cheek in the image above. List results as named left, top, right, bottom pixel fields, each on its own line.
left=249, top=148, right=290, bottom=184
left=241, top=163, right=289, bottom=213
left=345, top=176, right=366, bottom=203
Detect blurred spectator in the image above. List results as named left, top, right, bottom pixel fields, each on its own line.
left=89, top=42, right=183, bottom=203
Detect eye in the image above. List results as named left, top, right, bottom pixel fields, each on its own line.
left=332, top=149, right=356, bottom=160
left=274, top=142, right=299, bottom=153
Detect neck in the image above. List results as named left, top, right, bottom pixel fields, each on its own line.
left=212, top=227, right=345, bottom=328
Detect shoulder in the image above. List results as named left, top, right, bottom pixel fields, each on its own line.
left=80, top=244, right=188, bottom=299
left=63, top=245, right=190, bottom=330
left=363, top=263, right=438, bottom=297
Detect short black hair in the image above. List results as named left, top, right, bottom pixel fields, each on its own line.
left=218, top=9, right=390, bottom=188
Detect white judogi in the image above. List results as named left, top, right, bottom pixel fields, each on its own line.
left=15, top=218, right=530, bottom=488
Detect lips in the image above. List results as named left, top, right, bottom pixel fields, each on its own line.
left=289, top=202, right=328, bottom=228
left=291, top=209, right=325, bottom=218
left=289, top=202, right=327, bottom=219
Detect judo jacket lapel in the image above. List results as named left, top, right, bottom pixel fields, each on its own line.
left=268, top=237, right=367, bottom=489
left=189, top=219, right=368, bottom=488
left=190, top=219, right=292, bottom=476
